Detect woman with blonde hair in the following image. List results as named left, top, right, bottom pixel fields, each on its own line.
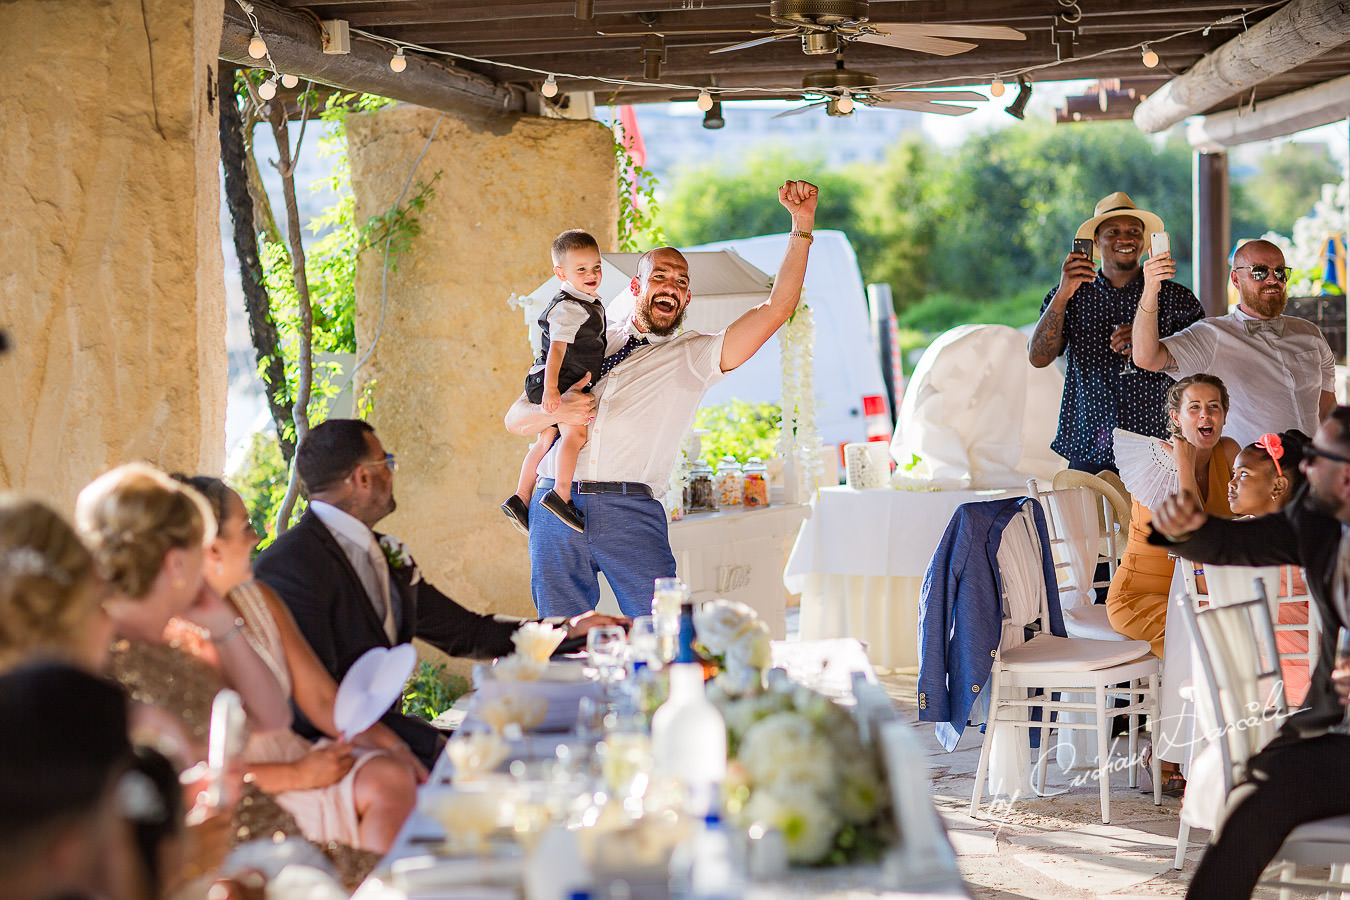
left=0, top=496, right=112, bottom=672
left=74, top=462, right=289, bottom=761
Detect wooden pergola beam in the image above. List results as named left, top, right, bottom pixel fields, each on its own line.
left=220, top=0, right=524, bottom=118
left=1133, top=0, right=1350, bottom=134
left=1188, top=72, right=1350, bottom=148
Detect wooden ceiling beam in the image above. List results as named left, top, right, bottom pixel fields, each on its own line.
left=1190, top=72, right=1350, bottom=147
left=221, top=0, right=524, bottom=117
left=1134, top=0, right=1350, bottom=132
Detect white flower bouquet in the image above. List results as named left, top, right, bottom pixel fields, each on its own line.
left=692, top=598, right=772, bottom=696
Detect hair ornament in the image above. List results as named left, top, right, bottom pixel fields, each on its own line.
left=1255, top=432, right=1284, bottom=477
left=2, top=547, right=71, bottom=585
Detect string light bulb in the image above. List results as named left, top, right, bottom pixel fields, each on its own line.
left=1141, top=44, right=1159, bottom=68
left=836, top=93, right=854, bottom=115
left=389, top=48, right=407, bottom=72
left=247, top=32, right=267, bottom=59
left=696, top=90, right=714, bottom=112
left=990, top=77, right=1006, bottom=98
left=280, top=73, right=298, bottom=89
left=540, top=74, right=559, bottom=98
left=258, top=76, right=278, bottom=100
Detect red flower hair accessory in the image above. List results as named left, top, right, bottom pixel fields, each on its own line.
left=1255, top=432, right=1284, bottom=477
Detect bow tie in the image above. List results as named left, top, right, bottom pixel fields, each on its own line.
left=598, top=335, right=649, bottom=379
left=1244, top=318, right=1285, bottom=338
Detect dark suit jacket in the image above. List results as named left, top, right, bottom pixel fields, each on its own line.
left=253, top=509, right=529, bottom=766
left=1149, top=487, right=1344, bottom=735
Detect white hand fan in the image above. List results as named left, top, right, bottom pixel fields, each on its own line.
left=1112, top=428, right=1178, bottom=512
left=333, top=644, right=418, bottom=739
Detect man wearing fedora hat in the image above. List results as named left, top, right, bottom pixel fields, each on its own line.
left=1131, top=238, right=1335, bottom=447
left=1030, top=191, right=1203, bottom=473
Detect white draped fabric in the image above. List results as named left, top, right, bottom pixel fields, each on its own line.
left=890, top=324, right=1065, bottom=490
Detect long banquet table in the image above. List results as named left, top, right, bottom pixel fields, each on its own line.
left=353, top=639, right=970, bottom=900
left=784, top=486, right=1021, bottom=668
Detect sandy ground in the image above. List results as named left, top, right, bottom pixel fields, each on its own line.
left=872, top=667, right=1315, bottom=900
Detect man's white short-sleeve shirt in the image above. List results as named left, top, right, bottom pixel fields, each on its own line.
left=536, top=320, right=726, bottom=498
left=1160, top=307, right=1334, bottom=446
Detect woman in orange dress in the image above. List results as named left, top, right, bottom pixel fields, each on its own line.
left=1107, top=374, right=1239, bottom=657
left=1226, top=430, right=1313, bottom=706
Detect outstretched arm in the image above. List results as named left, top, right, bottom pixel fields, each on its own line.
left=1132, top=253, right=1177, bottom=371
left=720, top=181, right=818, bottom=373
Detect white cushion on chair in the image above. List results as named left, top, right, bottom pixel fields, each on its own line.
left=1001, top=634, right=1153, bottom=672
left=1063, top=604, right=1129, bottom=641
left=1285, top=816, right=1350, bottom=843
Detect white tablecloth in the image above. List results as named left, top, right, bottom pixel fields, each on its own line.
left=784, top=487, right=1019, bottom=668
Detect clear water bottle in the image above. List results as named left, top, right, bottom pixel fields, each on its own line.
left=651, top=603, right=727, bottom=814
left=670, top=812, right=744, bottom=900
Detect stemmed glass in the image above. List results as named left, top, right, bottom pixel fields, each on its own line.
left=586, top=625, right=628, bottom=691
left=1118, top=322, right=1139, bottom=375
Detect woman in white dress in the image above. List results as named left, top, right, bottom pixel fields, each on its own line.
left=174, top=475, right=423, bottom=854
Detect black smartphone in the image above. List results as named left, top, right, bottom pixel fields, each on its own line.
left=1072, top=238, right=1094, bottom=260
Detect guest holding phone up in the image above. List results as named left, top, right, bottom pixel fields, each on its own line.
left=1029, top=192, right=1203, bottom=475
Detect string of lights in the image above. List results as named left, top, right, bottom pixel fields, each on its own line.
left=236, top=1, right=1280, bottom=112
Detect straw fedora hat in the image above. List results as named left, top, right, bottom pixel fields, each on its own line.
left=1075, top=191, right=1165, bottom=241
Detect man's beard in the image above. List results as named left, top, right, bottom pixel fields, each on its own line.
left=1244, top=287, right=1288, bottom=318
left=636, top=295, right=688, bottom=336
left=1299, top=481, right=1338, bottom=518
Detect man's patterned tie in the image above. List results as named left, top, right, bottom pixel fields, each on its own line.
left=598, top=335, right=649, bottom=379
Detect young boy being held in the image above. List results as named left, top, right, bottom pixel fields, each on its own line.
left=501, top=229, right=606, bottom=534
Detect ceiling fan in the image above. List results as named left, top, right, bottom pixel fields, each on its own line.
left=776, top=57, right=987, bottom=117
left=713, top=0, right=1026, bottom=57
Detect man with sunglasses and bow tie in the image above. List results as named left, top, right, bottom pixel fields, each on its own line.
left=1133, top=238, right=1335, bottom=447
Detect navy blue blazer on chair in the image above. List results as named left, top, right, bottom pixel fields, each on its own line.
left=917, top=496, right=1064, bottom=751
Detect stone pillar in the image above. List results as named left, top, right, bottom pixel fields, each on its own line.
left=0, top=0, right=227, bottom=509
left=347, top=107, right=618, bottom=644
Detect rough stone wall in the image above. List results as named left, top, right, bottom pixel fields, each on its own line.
left=0, top=0, right=227, bottom=509
left=347, top=107, right=618, bottom=669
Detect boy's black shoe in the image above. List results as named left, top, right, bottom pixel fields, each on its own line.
left=540, top=489, right=585, bottom=533
left=501, top=495, right=530, bottom=534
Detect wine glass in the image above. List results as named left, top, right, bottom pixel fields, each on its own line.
left=628, top=615, right=661, bottom=668
left=1117, top=322, right=1138, bottom=375
left=587, top=625, right=628, bottom=689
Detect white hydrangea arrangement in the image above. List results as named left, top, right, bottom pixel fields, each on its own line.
left=698, top=599, right=892, bottom=866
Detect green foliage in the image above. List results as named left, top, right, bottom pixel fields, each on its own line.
left=1232, top=143, right=1341, bottom=239
left=693, top=400, right=782, bottom=463
left=401, top=660, right=471, bottom=721
left=615, top=124, right=664, bottom=251
left=233, top=432, right=297, bottom=549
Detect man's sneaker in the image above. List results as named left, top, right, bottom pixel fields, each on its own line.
left=540, top=489, right=585, bottom=533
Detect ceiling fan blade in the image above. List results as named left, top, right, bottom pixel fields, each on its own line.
left=854, top=29, right=977, bottom=56
left=597, top=26, right=773, bottom=36
left=874, top=89, right=987, bottom=103
left=772, top=101, right=827, bottom=119
left=869, top=99, right=978, bottom=116
left=868, top=23, right=1027, bottom=42
left=711, top=31, right=797, bottom=54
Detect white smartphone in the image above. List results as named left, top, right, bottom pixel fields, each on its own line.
left=1151, top=231, right=1170, bottom=257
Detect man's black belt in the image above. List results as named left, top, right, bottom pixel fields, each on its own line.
left=538, top=478, right=652, bottom=497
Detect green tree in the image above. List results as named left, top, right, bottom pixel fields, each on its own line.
left=1232, top=143, right=1341, bottom=239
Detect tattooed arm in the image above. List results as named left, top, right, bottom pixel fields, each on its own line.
left=1029, top=251, right=1095, bottom=367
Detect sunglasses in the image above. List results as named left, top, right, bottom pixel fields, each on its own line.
left=1234, top=264, right=1292, bottom=283
left=1303, top=444, right=1350, bottom=466
left=359, top=452, right=398, bottom=473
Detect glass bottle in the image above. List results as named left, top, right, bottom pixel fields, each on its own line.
left=742, top=457, right=769, bottom=508
left=651, top=603, right=727, bottom=815
left=713, top=456, right=743, bottom=509
left=686, top=458, right=716, bottom=512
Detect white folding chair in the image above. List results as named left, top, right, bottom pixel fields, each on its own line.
left=968, top=497, right=1161, bottom=824
left=1043, top=474, right=1130, bottom=643
left=1176, top=574, right=1350, bottom=894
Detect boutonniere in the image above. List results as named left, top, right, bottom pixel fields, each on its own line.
left=377, top=535, right=421, bottom=585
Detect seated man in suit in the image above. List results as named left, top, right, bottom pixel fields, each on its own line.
left=1150, top=405, right=1350, bottom=898
left=254, top=418, right=625, bottom=768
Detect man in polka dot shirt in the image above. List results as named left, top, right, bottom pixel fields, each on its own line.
left=1029, top=192, right=1203, bottom=473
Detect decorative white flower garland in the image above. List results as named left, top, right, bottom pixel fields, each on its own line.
left=778, top=301, right=822, bottom=500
